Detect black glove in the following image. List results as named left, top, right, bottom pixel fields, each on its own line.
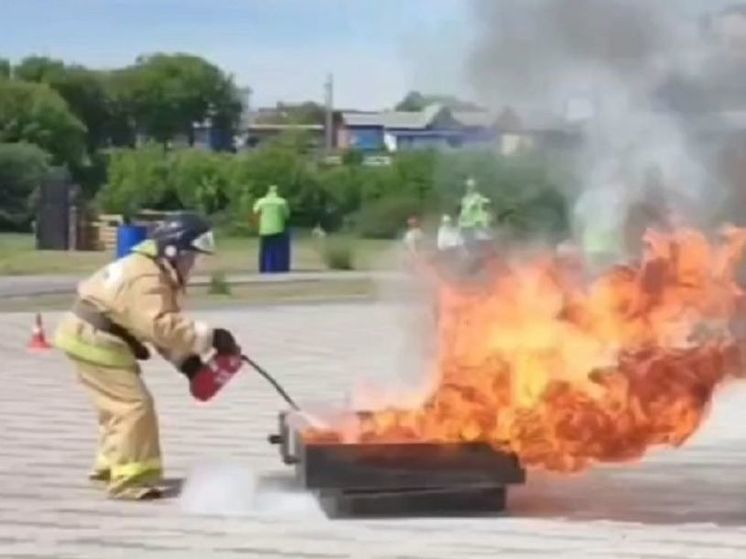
left=179, top=354, right=204, bottom=380
left=212, top=328, right=239, bottom=355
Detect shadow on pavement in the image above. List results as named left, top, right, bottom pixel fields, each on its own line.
left=509, top=460, right=746, bottom=525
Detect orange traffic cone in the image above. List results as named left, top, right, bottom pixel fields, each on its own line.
left=28, top=313, right=52, bottom=351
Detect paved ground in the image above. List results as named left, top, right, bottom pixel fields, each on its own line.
left=3, top=302, right=746, bottom=558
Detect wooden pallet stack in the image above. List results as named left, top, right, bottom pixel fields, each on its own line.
left=87, top=210, right=176, bottom=251
left=91, top=214, right=124, bottom=251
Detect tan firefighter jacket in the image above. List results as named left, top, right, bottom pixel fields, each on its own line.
left=54, top=240, right=213, bottom=369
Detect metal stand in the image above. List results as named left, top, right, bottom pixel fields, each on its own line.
left=268, top=410, right=526, bottom=519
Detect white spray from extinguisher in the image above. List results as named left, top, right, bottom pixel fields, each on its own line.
left=178, top=459, right=324, bottom=518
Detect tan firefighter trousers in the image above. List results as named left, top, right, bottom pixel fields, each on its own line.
left=74, top=358, right=163, bottom=500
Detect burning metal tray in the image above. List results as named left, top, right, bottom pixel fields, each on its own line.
left=268, top=410, right=526, bottom=518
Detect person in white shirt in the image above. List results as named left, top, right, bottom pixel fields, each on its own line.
left=437, top=214, right=462, bottom=251
left=402, top=216, right=425, bottom=254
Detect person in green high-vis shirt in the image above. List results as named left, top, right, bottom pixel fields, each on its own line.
left=458, top=176, right=492, bottom=244
left=253, top=185, right=290, bottom=273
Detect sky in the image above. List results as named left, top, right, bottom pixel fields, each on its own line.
left=2, top=0, right=738, bottom=111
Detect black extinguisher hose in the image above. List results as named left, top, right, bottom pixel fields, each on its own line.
left=241, top=354, right=300, bottom=411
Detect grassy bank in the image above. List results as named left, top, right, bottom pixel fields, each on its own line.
left=0, top=233, right=394, bottom=276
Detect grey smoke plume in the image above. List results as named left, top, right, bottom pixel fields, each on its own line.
left=468, top=0, right=675, bottom=110
left=466, top=0, right=746, bottom=263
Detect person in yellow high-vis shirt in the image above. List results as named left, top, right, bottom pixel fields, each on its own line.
left=54, top=213, right=238, bottom=500
left=458, top=177, right=492, bottom=244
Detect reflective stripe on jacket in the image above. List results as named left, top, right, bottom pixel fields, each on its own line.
left=54, top=312, right=139, bottom=369
left=111, top=457, right=162, bottom=480
left=53, top=240, right=213, bottom=368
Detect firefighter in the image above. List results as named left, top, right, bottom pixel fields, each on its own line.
left=54, top=212, right=239, bottom=500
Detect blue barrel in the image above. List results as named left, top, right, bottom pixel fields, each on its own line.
left=116, top=224, right=148, bottom=258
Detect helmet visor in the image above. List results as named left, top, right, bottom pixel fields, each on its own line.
left=191, top=230, right=216, bottom=254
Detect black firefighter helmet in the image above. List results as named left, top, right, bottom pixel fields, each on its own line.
left=151, top=212, right=215, bottom=259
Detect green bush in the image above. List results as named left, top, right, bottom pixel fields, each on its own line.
left=212, top=208, right=256, bottom=238
left=341, top=148, right=364, bottom=166
left=91, top=134, right=571, bottom=242
left=98, top=144, right=237, bottom=218
left=353, top=195, right=422, bottom=239
left=171, top=149, right=232, bottom=214
left=319, top=236, right=355, bottom=270
left=97, top=143, right=176, bottom=217
left=501, top=187, right=570, bottom=242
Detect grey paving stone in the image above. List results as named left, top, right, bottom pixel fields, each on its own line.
left=1, top=304, right=746, bottom=559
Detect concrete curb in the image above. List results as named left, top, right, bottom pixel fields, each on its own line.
left=0, top=271, right=403, bottom=299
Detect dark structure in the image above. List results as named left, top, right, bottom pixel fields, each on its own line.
left=268, top=410, right=526, bottom=519
left=35, top=167, right=85, bottom=251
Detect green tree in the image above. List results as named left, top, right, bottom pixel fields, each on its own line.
left=207, top=75, right=244, bottom=151
left=395, top=90, right=483, bottom=112
left=13, top=56, right=66, bottom=82
left=256, top=101, right=326, bottom=125
left=17, top=57, right=113, bottom=152
left=51, top=67, right=111, bottom=151
left=0, top=79, right=87, bottom=166
left=14, top=57, right=128, bottom=197
left=395, top=91, right=428, bottom=111
left=104, top=69, right=139, bottom=147
left=0, top=59, right=10, bottom=79
left=121, top=53, right=242, bottom=146
left=0, top=142, right=51, bottom=230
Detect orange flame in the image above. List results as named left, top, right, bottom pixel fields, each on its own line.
left=305, top=226, right=746, bottom=472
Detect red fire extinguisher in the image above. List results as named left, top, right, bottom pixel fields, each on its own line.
left=190, top=352, right=244, bottom=402
left=189, top=351, right=302, bottom=412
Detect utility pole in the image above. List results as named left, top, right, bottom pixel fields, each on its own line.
left=243, top=86, right=253, bottom=149
left=324, top=73, right=334, bottom=152
left=244, top=86, right=253, bottom=124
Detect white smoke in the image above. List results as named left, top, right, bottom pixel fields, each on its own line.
left=335, top=2, right=746, bottom=414
left=342, top=242, right=441, bottom=412
left=178, top=460, right=325, bottom=519
left=466, top=0, right=746, bottom=264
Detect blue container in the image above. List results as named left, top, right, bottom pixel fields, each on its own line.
left=116, top=224, right=148, bottom=258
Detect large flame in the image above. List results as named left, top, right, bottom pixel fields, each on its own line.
left=306, top=226, right=746, bottom=472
